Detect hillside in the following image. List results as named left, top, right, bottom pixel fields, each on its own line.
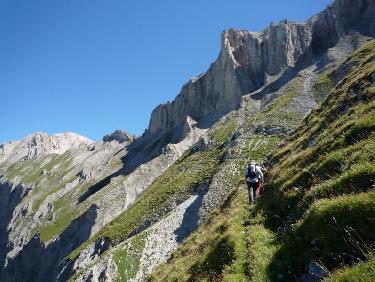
left=149, top=38, right=375, bottom=282
left=0, top=1, right=374, bottom=281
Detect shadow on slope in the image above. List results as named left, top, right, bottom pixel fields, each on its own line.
left=78, top=170, right=123, bottom=203
left=175, top=192, right=206, bottom=243
left=121, top=113, right=222, bottom=175
left=0, top=181, right=31, bottom=273
left=252, top=39, right=375, bottom=280
left=0, top=204, right=98, bottom=282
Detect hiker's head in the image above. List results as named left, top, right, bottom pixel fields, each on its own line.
left=250, top=160, right=256, bottom=165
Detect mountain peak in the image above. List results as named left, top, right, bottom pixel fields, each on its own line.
left=146, top=0, right=375, bottom=138
left=102, top=130, right=135, bottom=144
left=0, top=132, right=92, bottom=164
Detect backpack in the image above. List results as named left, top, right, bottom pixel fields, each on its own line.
left=246, top=165, right=257, bottom=178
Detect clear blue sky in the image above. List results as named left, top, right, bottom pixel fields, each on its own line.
left=0, top=0, right=332, bottom=143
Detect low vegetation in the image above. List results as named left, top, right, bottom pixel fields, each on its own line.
left=68, top=146, right=225, bottom=259
left=313, top=71, right=335, bottom=103
left=113, top=232, right=147, bottom=281
left=148, top=188, right=251, bottom=281
left=150, top=40, right=375, bottom=281
left=254, top=39, right=375, bottom=280
left=327, top=257, right=375, bottom=282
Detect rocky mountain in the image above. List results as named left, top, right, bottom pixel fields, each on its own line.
left=147, top=0, right=375, bottom=136
left=0, top=0, right=374, bottom=281
left=102, top=130, right=135, bottom=144
left=0, top=132, right=93, bottom=164
left=150, top=39, right=375, bottom=281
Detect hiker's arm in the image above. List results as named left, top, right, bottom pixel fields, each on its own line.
left=258, top=167, right=264, bottom=180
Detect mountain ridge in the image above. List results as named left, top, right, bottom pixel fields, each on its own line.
left=0, top=132, right=93, bottom=165
left=146, top=0, right=375, bottom=137
left=0, top=0, right=374, bottom=281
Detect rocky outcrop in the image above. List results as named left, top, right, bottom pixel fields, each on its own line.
left=0, top=132, right=92, bottom=164
left=310, top=0, right=375, bottom=53
left=0, top=205, right=98, bottom=282
left=0, top=121, right=208, bottom=281
left=102, top=130, right=135, bottom=144
left=0, top=1, right=374, bottom=281
left=0, top=179, right=32, bottom=272
left=147, top=0, right=375, bottom=136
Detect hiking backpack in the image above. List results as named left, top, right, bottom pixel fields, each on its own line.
left=246, top=165, right=257, bottom=178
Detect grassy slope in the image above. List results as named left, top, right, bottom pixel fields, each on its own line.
left=113, top=232, right=148, bottom=281
left=148, top=55, right=320, bottom=282
left=150, top=40, right=375, bottom=281
left=147, top=131, right=282, bottom=281
left=2, top=147, right=127, bottom=243
left=67, top=79, right=288, bottom=267
left=327, top=257, right=375, bottom=282
left=148, top=188, right=251, bottom=282
left=37, top=150, right=127, bottom=242
left=255, top=40, right=375, bottom=280
left=68, top=146, right=226, bottom=259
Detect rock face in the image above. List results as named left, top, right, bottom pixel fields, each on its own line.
left=0, top=132, right=92, bottom=164
left=0, top=180, right=32, bottom=272
left=147, top=0, right=375, bottom=136
left=310, top=0, right=375, bottom=53
left=102, top=130, right=135, bottom=144
left=0, top=1, right=374, bottom=281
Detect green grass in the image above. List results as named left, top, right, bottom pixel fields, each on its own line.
left=147, top=130, right=283, bottom=281
left=210, top=114, right=238, bottom=144
left=302, top=163, right=375, bottom=207
left=37, top=177, right=111, bottom=243
left=32, top=174, right=77, bottom=213
left=148, top=40, right=375, bottom=281
left=100, top=148, right=224, bottom=242
left=5, top=152, right=74, bottom=208
left=300, top=193, right=375, bottom=255
left=247, top=40, right=375, bottom=280
left=2, top=151, right=88, bottom=243
left=263, top=192, right=375, bottom=281
left=113, top=232, right=147, bottom=281
left=17, top=149, right=126, bottom=242
left=313, top=71, right=335, bottom=103
left=68, top=40, right=375, bottom=280
left=39, top=207, right=79, bottom=242
left=38, top=195, right=81, bottom=242
left=4, top=140, right=125, bottom=245
left=254, top=74, right=305, bottom=129
left=5, top=152, right=73, bottom=187
left=241, top=135, right=281, bottom=163
left=5, top=156, right=50, bottom=182
left=148, top=188, right=252, bottom=282
left=246, top=224, right=279, bottom=282
left=146, top=43, right=346, bottom=282
left=326, top=257, right=375, bottom=282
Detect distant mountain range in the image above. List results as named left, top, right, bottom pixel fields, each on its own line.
left=0, top=0, right=374, bottom=281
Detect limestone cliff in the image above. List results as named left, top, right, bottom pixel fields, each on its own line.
left=147, top=0, right=375, bottom=136
left=0, top=1, right=374, bottom=281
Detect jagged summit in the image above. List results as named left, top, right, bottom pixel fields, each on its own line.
left=147, top=0, right=375, bottom=137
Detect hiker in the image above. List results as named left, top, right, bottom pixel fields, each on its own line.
left=245, top=161, right=264, bottom=204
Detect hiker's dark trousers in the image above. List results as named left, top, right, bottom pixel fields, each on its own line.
left=246, top=181, right=258, bottom=204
